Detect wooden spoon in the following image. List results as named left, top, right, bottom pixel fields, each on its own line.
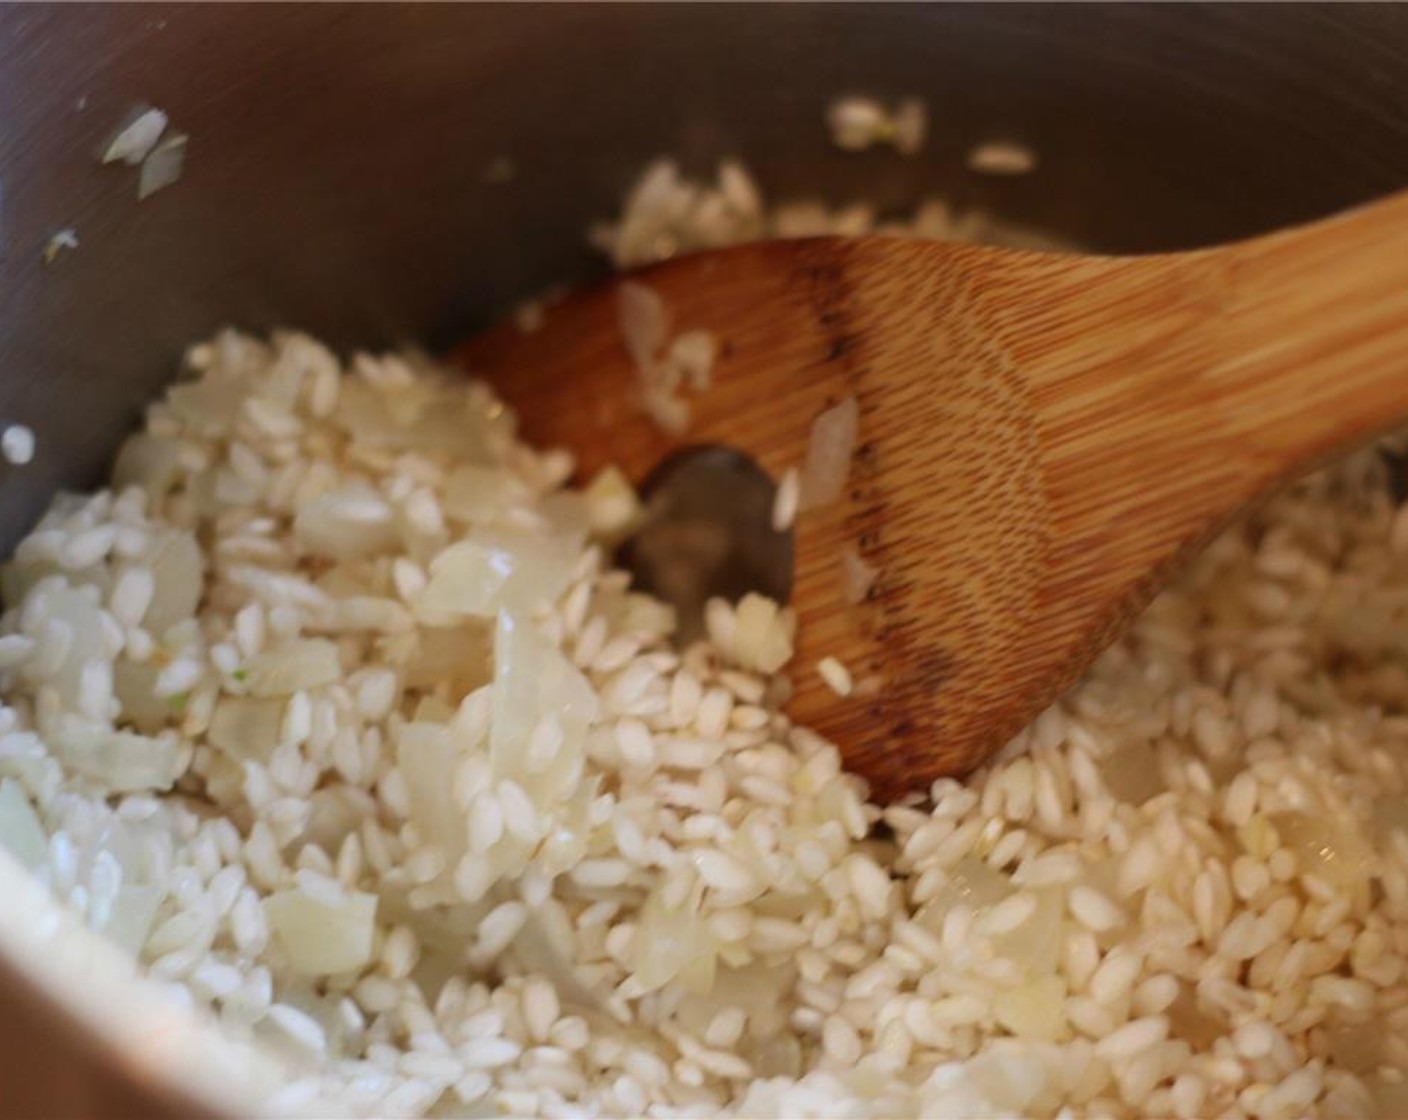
left=454, top=190, right=1408, bottom=800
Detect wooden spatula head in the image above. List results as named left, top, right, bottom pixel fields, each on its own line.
left=453, top=199, right=1408, bottom=798
left=455, top=239, right=1088, bottom=798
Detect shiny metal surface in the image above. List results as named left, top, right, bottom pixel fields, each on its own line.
left=4, top=5, right=1408, bottom=554
left=2, top=3, right=1408, bottom=1114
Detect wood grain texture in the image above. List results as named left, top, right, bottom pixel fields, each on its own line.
left=453, top=190, right=1408, bottom=798
left=0, top=948, right=217, bottom=1120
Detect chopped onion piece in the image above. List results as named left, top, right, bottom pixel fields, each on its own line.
left=24, top=586, right=109, bottom=711
left=668, top=330, right=718, bottom=392
left=617, top=281, right=669, bottom=372
left=799, top=396, right=859, bottom=511
left=642, top=388, right=690, bottom=435
left=731, top=593, right=795, bottom=674
left=892, top=98, right=928, bottom=156
left=915, top=856, right=1014, bottom=932
left=141, top=529, right=203, bottom=637
left=1271, top=809, right=1376, bottom=887
left=1167, top=987, right=1224, bottom=1048
left=243, top=639, right=341, bottom=697
left=42, top=229, right=79, bottom=265
left=1327, top=1018, right=1382, bottom=1073
left=540, top=492, right=592, bottom=542
left=294, top=483, right=397, bottom=560
left=1098, top=742, right=1165, bottom=805
left=491, top=611, right=598, bottom=800
left=0, top=778, right=47, bottom=869
left=964, top=1050, right=1049, bottom=1115
left=334, top=377, right=516, bottom=460
left=827, top=97, right=888, bottom=152
left=633, top=886, right=718, bottom=995
left=102, top=884, right=165, bottom=956
left=102, top=107, right=168, bottom=166
left=50, top=717, right=180, bottom=793
left=112, top=660, right=169, bottom=733
left=840, top=546, right=878, bottom=605
left=207, top=697, right=286, bottom=761
left=112, top=434, right=184, bottom=500
left=401, top=623, right=492, bottom=698
left=264, top=888, right=377, bottom=975
left=583, top=466, right=642, bottom=538
left=396, top=722, right=464, bottom=866
left=1373, top=1077, right=1408, bottom=1120
left=968, top=140, right=1039, bottom=176
left=419, top=530, right=576, bottom=620
left=442, top=465, right=529, bottom=525
left=504, top=911, right=604, bottom=1010
left=167, top=375, right=247, bottom=437
left=993, top=975, right=1067, bottom=1040
left=138, top=133, right=186, bottom=199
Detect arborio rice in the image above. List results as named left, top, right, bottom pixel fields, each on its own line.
left=0, top=158, right=1407, bottom=1120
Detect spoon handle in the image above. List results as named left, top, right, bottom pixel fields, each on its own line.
left=976, top=190, right=1408, bottom=633
left=1214, top=188, right=1408, bottom=467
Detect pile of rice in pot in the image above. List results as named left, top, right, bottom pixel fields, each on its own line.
left=0, top=159, right=1404, bottom=1120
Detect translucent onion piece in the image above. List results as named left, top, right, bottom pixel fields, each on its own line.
left=167, top=375, right=248, bottom=437
left=395, top=722, right=464, bottom=868
left=632, top=886, right=718, bottom=995
left=293, top=482, right=397, bottom=560
left=113, top=660, right=171, bottom=734
left=583, top=466, right=643, bottom=539
left=419, top=529, right=576, bottom=620
left=102, top=884, right=166, bottom=956
left=490, top=612, right=599, bottom=802
left=840, top=546, right=878, bottom=605
left=1327, top=1017, right=1382, bottom=1074
left=668, top=330, right=718, bottom=391
left=334, top=378, right=516, bottom=461
left=1166, top=986, right=1224, bottom=1049
left=965, top=1049, right=1051, bottom=1115
left=1271, top=809, right=1376, bottom=887
left=989, top=887, right=1065, bottom=979
left=1098, top=741, right=1166, bottom=805
left=141, top=530, right=203, bottom=638
left=993, top=975, right=1067, bottom=1040
left=731, top=593, right=795, bottom=674
left=442, top=465, right=530, bottom=525
left=401, top=623, right=493, bottom=699
left=50, top=716, right=180, bottom=793
left=302, top=788, right=375, bottom=856
left=25, top=586, right=109, bottom=711
left=138, top=133, right=186, bottom=200
left=0, top=777, right=47, bottom=869
left=112, top=434, right=184, bottom=500
left=207, top=697, right=286, bottom=761
left=799, top=395, right=859, bottom=511
left=242, top=639, right=341, bottom=697
left=617, top=281, right=669, bottom=372
left=915, top=856, right=1014, bottom=932
left=102, top=107, right=167, bottom=165
left=264, top=888, right=377, bottom=975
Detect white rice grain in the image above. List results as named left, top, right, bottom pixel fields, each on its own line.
left=817, top=656, right=854, bottom=697
left=772, top=468, right=801, bottom=532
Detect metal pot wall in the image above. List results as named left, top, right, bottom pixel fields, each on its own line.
left=2, top=4, right=1408, bottom=1115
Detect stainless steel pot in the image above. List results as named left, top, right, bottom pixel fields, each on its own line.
left=2, top=4, right=1408, bottom=1115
